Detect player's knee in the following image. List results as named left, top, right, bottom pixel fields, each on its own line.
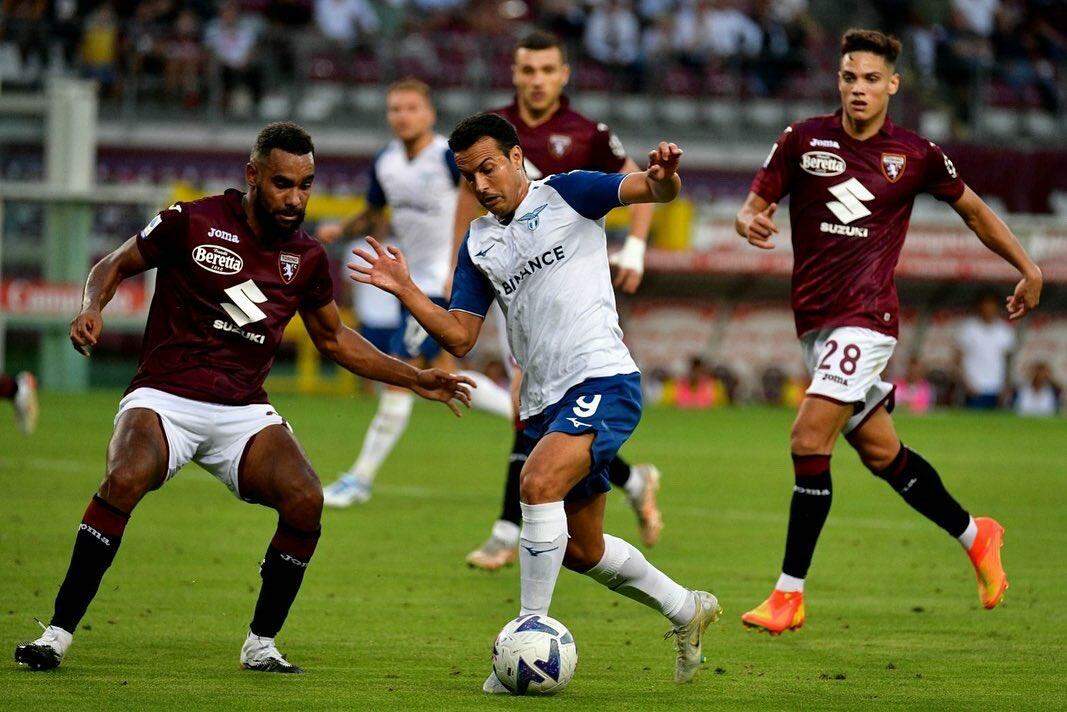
left=278, top=479, right=323, bottom=530
left=101, top=464, right=155, bottom=509
left=790, top=421, right=830, bottom=456
left=856, top=440, right=900, bottom=474
left=518, top=469, right=563, bottom=505
left=563, top=538, right=604, bottom=573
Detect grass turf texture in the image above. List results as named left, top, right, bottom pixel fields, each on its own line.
left=0, top=390, right=1065, bottom=710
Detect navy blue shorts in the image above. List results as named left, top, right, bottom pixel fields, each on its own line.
left=390, top=296, right=448, bottom=360
left=522, top=372, right=642, bottom=503
left=360, top=324, right=399, bottom=354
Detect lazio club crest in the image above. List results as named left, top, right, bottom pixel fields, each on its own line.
left=279, top=252, right=300, bottom=283
left=881, top=153, right=906, bottom=183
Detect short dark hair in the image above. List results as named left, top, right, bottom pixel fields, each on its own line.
left=252, top=121, right=314, bottom=162
left=840, top=28, right=902, bottom=65
left=448, top=113, right=520, bottom=156
left=515, top=30, right=566, bottom=62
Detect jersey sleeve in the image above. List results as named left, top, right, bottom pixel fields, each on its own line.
left=546, top=170, right=626, bottom=220
left=135, top=202, right=186, bottom=267
left=447, top=234, right=495, bottom=318
left=922, top=142, right=966, bottom=203
left=444, top=148, right=462, bottom=187
left=588, top=121, right=628, bottom=174
left=366, top=161, right=387, bottom=209
left=299, top=245, right=336, bottom=312
left=750, top=125, right=797, bottom=203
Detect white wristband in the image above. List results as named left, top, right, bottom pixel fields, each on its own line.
left=610, top=235, right=646, bottom=273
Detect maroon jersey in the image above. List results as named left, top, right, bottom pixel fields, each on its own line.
left=127, top=189, right=334, bottom=405
left=751, top=111, right=965, bottom=338
left=493, top=96, right=628, bottom=177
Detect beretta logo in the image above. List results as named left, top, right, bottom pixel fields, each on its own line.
left=800, top=151, right=846, bottom=177
left=191, top=244, right=243, bottom=275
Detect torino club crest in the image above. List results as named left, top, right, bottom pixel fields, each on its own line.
left=548, top=134, right=572, bottom=158
left=279, top=252, right=300, bottom=283
left=881, top=153, right=906, bottom=183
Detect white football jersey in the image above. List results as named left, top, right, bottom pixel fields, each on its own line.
left=449, top=171, right=639, bottom=419
left=368, top=135, right=459, bottom=295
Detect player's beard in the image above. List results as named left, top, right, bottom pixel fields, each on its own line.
left=252, top=188, right=305, bottom=241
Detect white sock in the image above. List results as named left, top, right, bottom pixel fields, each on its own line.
left=518, top=501, right=569, bottom=616
left=348, top=390, right=414, bottom=482
left=491, top=519, right=521, bottom=547
left=958, top=516, right=978, bottom=550
left=458, top=370, right=513, bottom=420
left=585, top=534, right=695, bottom=626
left=622, top=465, right=643, bottom=499
left=40, top=625, right=73, bottom=655
left=775, top=573, right=804, bottom=592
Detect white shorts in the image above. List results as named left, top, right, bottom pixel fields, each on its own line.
left=115, top=388, right=287, bottom=500
left=801, top=326, right=897, bottom=434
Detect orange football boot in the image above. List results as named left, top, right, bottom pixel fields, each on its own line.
left=741, top=589, right=805, bottom=634
left=967, top=517, right=1008, bottom=609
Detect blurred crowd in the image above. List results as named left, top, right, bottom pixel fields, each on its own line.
left=1, top=0, right=1063, bottom=130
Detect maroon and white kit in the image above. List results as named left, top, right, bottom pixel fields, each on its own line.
left=751, top=111, right=965, bottom=430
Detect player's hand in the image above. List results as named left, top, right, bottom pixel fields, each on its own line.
left=413, top=368, right=476, bottom=417
left=70, top=308, right=103, bottom=357
left=742, top=202, right=779, bottom=250
left=348, top=237, right=414, bottom=296
left=647, top=142, right=683, bottom=182
left=609, top=235, right=646, bottom=294
left=1006, top=269, right=1042, bottom=320
left=315, top=223, right=344, bottom=244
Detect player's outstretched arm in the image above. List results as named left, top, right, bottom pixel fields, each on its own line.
left=70, top=237, right=151, bottom=356
left=619, top=142, right=684, bottom=205
left=610, top=156, right=653, bottom=294
left=349, top=237, right=484, bottom=357
left=952, top=186, right=1043, bottom=320
left=735, top=191, right=779, bottom=250
left=302, top=300, right=474, bottom=416
left=314, top=206, right=387, bottom=244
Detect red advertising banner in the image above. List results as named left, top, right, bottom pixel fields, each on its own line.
left=0, top=280, right=149, bottom=317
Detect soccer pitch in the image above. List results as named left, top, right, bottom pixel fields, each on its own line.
left=1, top=391, right=1064, bottom=710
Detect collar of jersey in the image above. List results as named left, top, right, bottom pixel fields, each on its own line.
left=831, top=108, right=895, bottom=139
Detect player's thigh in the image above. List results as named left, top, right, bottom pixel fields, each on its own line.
left=238, top=424, right=322, bottom=526
left=790, top=396, right=854, bottom=455
left=102, top=408, right=169, bottom=509
left=563, top=493, right=607, bottom=572
left=845, top=405, right=901, bottom=471
left=520, top=431, right=595, bottom=504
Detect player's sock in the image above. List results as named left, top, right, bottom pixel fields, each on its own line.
left=499, top=430, right=536, bottom=527
left=872, top=446, right=972, bottom=543
left=518, top=501, right=568, bottom=616
left=346, top=390, right=413, bottom=483
left=250, top=521, right=320, bottom=638
left=50, top=495, right=130, bottom=633
left=458, top=370, right=513, bottom=420
left=780, top=454, right=833, bottom=582
left=584, top=533, right=695, bottom=625
left=607, top=455, right=633, bottom=489
left=0, top=374, right=15, bottom=399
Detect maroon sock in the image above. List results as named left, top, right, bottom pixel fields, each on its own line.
left=249, top=521, right=321, bottom=638
left=0, top=375, right=16, bottom=400
left=51, top=495, right=130, bottom=632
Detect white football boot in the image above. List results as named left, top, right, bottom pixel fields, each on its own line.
left=15, top=623, right=71, bottom=670
left=482, top=670, right=510, bottom=694
left=13, top=371, right=38, bottom=435
left=322, top=474, right=372, bottom=508
left=665, top=590, right=722, bottom=683
left=240, top=632, right=302, bottom=673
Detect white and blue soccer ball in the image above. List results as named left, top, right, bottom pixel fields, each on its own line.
left=492, top=614, right=578, bottom=695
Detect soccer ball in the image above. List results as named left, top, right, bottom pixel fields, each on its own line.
left=491, top=614, right=578, bottom=695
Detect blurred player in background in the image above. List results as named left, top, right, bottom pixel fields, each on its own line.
left=14, top=123, right=472, bottom=673
left=735, top=29, right=1043, bottom=634
left=316, top=80, right=513, bottom=507
left=353, top=114, right=720, bottom=687
left=457, top=31, right=663, bottom=571
left=0, top=371, right=38, bottom=434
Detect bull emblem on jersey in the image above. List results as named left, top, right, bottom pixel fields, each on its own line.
left=279, top=252, right=300, bottom=283
left=881, top=153, right=906, bottom=183
left=549, top=134, right=572, bottom=158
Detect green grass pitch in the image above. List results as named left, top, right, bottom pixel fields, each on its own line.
left=0, top=391, right=1065, bottom=710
